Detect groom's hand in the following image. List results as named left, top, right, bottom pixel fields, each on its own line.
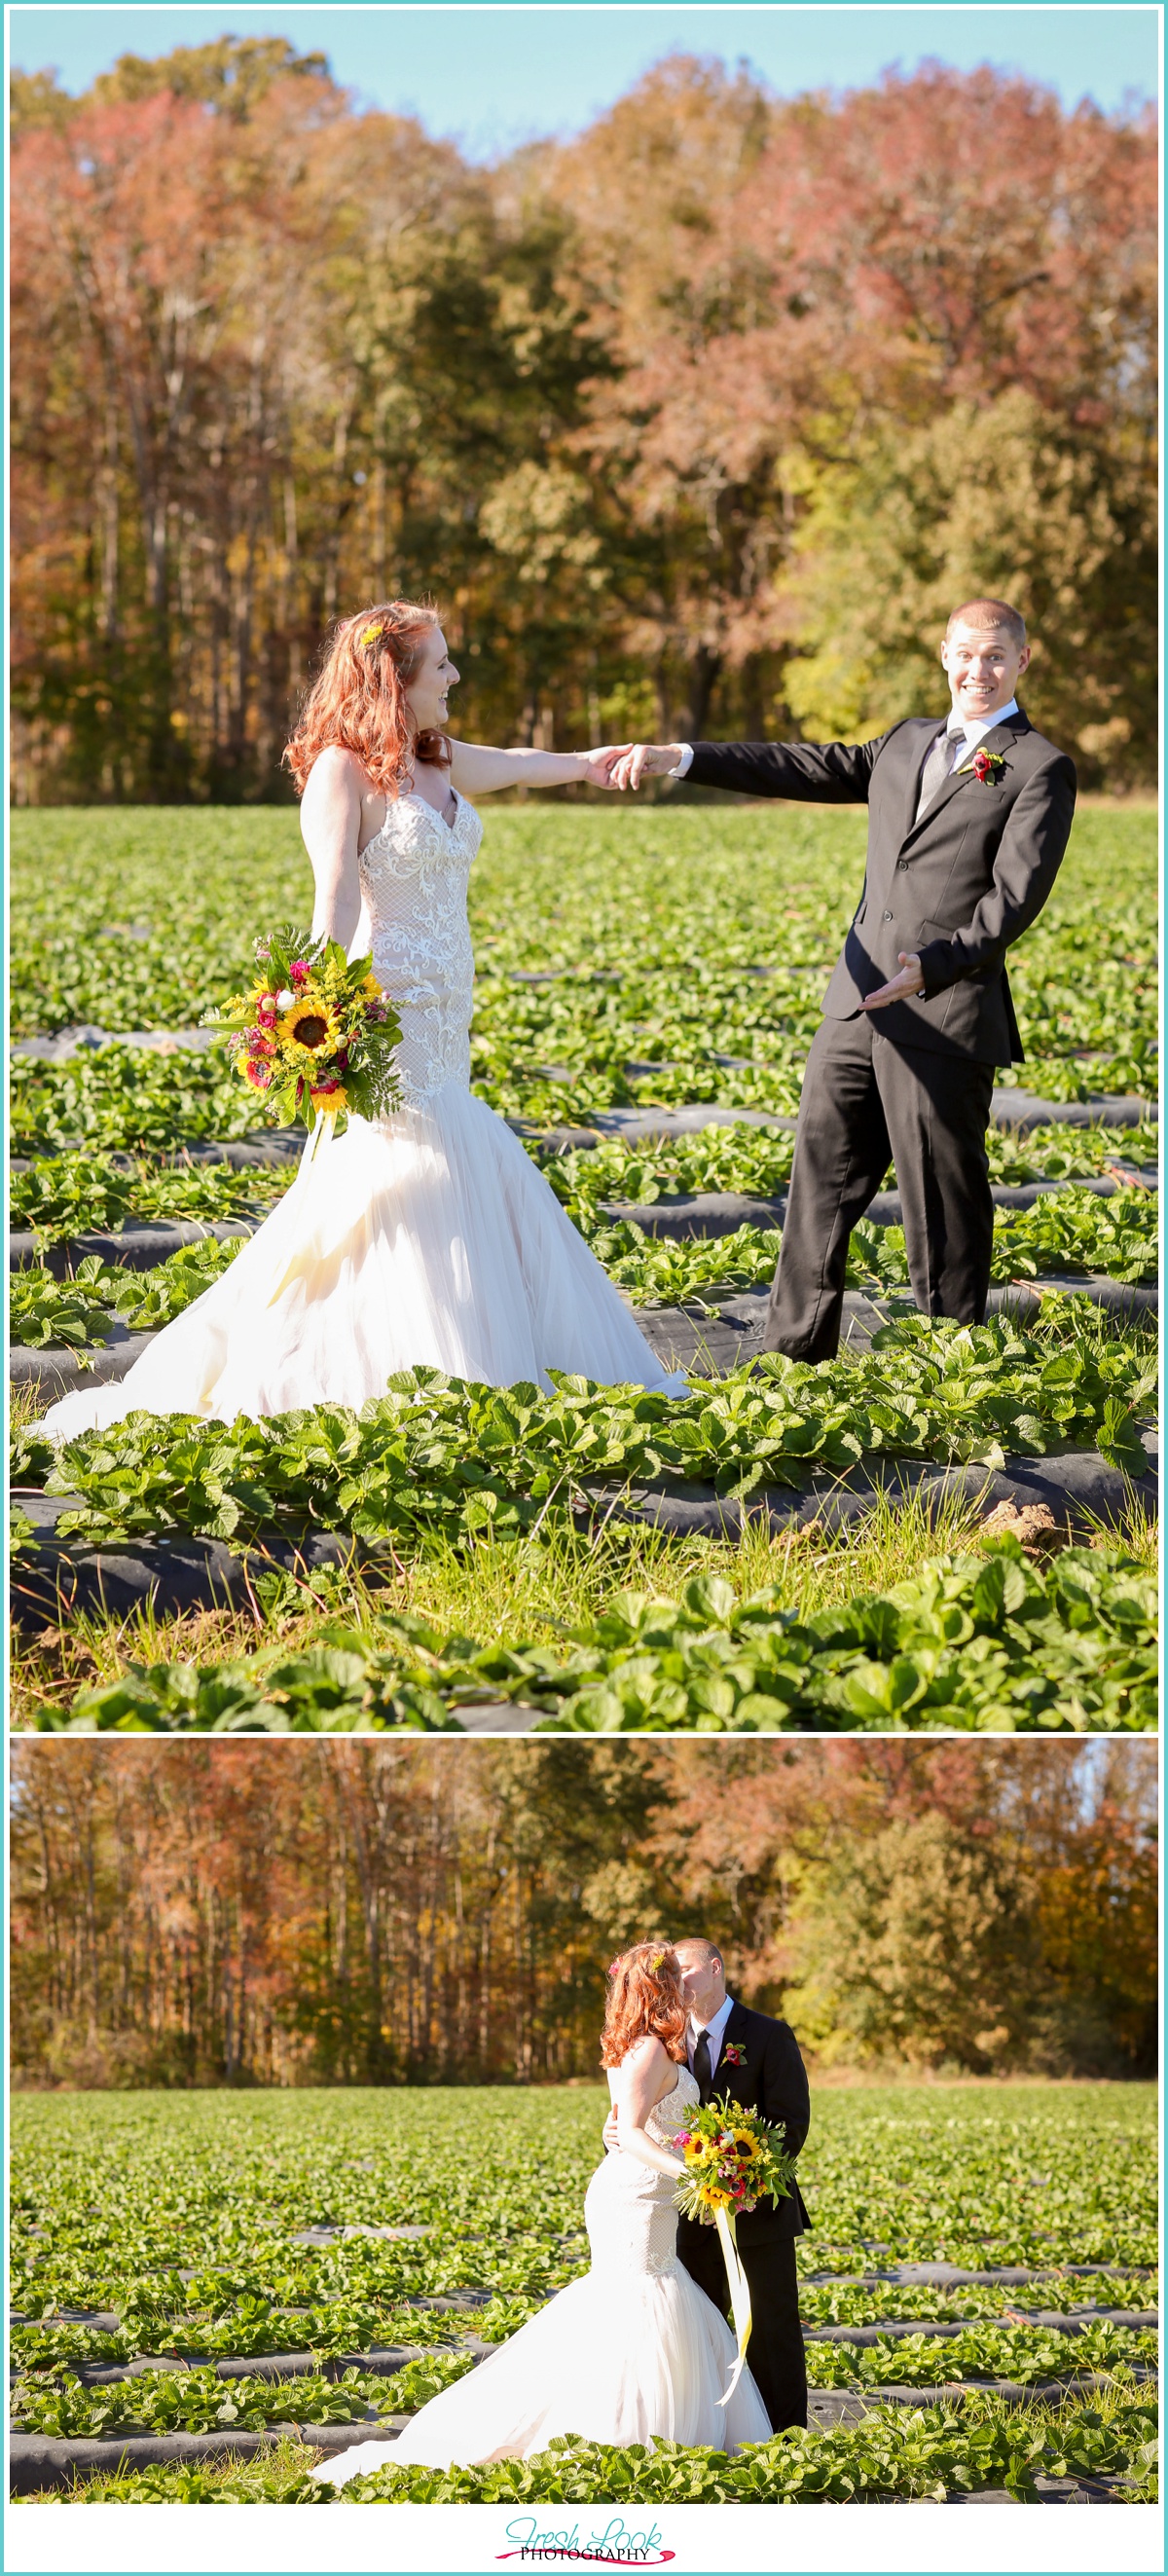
left=611, top=743, right=686, bottom=791
left=859, top=952, right=925, bottom=1010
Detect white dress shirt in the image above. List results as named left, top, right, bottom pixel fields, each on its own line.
left=668, top=699, right=1019, bottom=781
left=688, top=1992, right=736, bottom=2079
left=929, top=697, right=1019, bottom=770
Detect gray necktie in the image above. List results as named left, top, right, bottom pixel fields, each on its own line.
left=915, top=724, right=966, bottom=825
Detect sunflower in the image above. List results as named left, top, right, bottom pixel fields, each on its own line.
left=732, top=2132, right=760, bottom=2161
left=278, top=987, right=341, bottom=1056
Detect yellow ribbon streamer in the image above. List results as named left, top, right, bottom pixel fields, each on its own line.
left=713, top=2204, right=752, bottom=2406
left=303, top=1105, right=339, bottom=1167
left=262, top=1109, right=339, bottom=1310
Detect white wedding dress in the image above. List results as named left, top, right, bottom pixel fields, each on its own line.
left=40, top=791, right=686, bottom=1436
left=321, top=2068, right=771, bottom=2483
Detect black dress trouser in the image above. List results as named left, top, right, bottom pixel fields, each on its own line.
left=676, top=2226, right=807, bottom=2433
left=766, top=1013, right=997, bottom=1361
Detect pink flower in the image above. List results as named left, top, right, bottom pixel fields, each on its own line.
left=290, top=960, right=311, bottom=984
left=243, top=1059, right=273, bottom=1090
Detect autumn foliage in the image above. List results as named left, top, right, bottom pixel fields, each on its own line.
left=10, top=41, right=1156, bottom=799
left=9, top=1741, right=1155, bottom=2089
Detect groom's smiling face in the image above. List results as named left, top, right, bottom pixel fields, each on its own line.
left=940, top=619, right=1031, bottom=725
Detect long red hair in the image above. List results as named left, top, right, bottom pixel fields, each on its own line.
left=601, top=1941, right=688, bottom=2068
left=283, top=600, right=452, bottom=798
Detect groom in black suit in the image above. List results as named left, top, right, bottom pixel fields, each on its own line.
left=607, top=602, right=1077, bottom=1359
left=673, top=1936, right=811, bottom=2434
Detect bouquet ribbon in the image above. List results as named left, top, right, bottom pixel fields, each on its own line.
left=302, top=1106, right=340, bottom=1169
left=713, top=2206, right=752, bottom=2405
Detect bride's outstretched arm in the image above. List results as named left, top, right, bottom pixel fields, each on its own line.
left=301, top=747, right=365, bottom=950
left=607, top=2039, right=687, bottom=2181
left=449, top=741, right=631, bottom=795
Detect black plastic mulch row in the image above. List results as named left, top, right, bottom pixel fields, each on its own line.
left=9, top=1429, right=1158, bottom=1641
left=10, top=2377, right=1152, bottom=2494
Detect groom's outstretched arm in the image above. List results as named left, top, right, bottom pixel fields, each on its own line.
left=600, top=735, right=894, bottom=801
left=758, top=2022, right=811, bottom=2160
left=686, top=737, right=889, bottom=803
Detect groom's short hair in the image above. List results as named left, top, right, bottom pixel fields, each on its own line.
left=946, top=598, right=1027, bottom=647
left=675, top=1937, right=724, bottom=1970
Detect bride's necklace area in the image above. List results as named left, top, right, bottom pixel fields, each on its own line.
left=405, top=761, right=457, bottom=827
left=359, top=776, right=458, bottom=853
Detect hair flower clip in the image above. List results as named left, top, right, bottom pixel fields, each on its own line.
left=359, top=621, right=384, bottom=647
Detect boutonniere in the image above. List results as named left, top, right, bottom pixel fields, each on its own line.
left=721, top=2042, right=747, bottom=2067
left=959, top=748, right=1005, bottom=785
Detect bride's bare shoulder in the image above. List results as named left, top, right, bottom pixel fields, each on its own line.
left=304, top=744, right=371, bottom=805
left=618, top=2032, right=671, bottom=2075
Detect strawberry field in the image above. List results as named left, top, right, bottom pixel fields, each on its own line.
left=9, top=2081, right=1156, bottom=2504
left=9, top=802, right=1158, bottom=1732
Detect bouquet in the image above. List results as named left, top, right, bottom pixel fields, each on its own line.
left=205, top=924, right=403, bottom=1133
left=674, top=2096, right=797, bottom=2403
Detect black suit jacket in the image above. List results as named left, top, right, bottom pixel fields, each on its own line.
left=688, top=710, right=1077, bottom=1063
left=676, top=2001, right=811, bottom=2254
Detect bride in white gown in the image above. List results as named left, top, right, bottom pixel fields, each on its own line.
left=41, top=602, right=682, bottom=1439
left=321, top=1943, right=771, bottom=2483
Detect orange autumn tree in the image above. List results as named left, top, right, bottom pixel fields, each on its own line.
left=556, top=59, right=1157, bottom=766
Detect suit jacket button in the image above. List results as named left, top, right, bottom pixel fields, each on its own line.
left=882, top=908, right=893, bottom=920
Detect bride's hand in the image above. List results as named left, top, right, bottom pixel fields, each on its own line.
left=582, top=744, right=636, bottom=790
left=602, top=2107, right=620, bottom=2150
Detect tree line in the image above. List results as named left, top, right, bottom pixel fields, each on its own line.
left=10, top=1740, right=1155, bottom=2088
left=10, top=37, right=1156, bottom=803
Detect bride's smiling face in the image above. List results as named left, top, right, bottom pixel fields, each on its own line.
left=404, top=625, right=460, bottom=737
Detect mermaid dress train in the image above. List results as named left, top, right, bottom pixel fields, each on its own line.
left=321, top=2070, right=771, bottom=2480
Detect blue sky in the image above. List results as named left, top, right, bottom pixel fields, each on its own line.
left=11, top=6, right=1159, bottom=157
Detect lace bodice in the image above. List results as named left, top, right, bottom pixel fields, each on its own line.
left=645, top=2066, right=700, bottom=2146
left=356, top=791, right=482, bottom=1111
left=584, top=2067, right=698, bottom=2281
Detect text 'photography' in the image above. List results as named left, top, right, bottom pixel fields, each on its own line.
left=5, top=1, right=1160, bottom=2549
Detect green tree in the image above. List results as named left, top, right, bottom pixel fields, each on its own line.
left=782, top=390, right=1156, bottom=785
left=781, top=1811, right=1040, bottom=2072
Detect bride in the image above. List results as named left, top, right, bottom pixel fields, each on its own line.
left=321, top=1943, right=772, bottom=2482
left=40, top=602, right=682, bottom=1439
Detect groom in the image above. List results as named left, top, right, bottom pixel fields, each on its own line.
left=603, top=603, right=1077, bottom=1359
left=606, top=1936, right=811, bottom=2432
